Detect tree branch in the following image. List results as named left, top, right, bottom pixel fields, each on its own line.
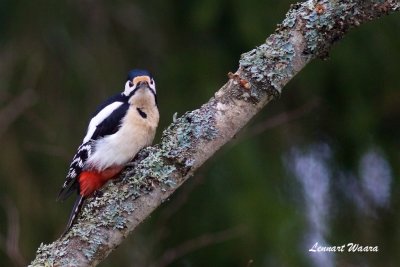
left=30, top=1, right=399, bottom=266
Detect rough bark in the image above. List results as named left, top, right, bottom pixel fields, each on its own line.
left=30, top=1, right=399, bottom=266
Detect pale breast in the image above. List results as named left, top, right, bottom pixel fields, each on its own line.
left=85, top=105, right=159, bottom=171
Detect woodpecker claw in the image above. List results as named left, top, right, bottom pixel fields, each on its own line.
left=93, top=190, right=103, bottom=198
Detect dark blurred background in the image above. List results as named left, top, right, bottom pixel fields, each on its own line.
left=0, top=0, right=399, bottom=266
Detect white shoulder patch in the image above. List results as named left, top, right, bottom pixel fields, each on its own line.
left=83, top=101, right=124, bottom=143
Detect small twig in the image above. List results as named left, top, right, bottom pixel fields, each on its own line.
left=150, top=174, right=206, bottom=248
left=150, top=226, right=244, bottom=267
left=156, top=175, right=206, bottom=228
left=126, top=175, right=207, bottom=265
left=142, top=175, right=207, bottom=263
left=0, top=198, right=26, bottom=266
left=0, top=89, right=38, bottom=137
left=244, top=98, right=320, bottom=139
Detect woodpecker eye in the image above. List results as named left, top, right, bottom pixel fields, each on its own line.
left=150, top=79, right=154, bottom=85
left=129, top=81, right=134, bottom=87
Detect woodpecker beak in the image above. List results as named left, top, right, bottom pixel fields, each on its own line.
left=132, top=76, right=151, bottom=88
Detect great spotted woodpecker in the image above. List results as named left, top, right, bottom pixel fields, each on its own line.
left=57, top=69, right=159, bottom=233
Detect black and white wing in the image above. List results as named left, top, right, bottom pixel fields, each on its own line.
left=57, top=94, right=129, bottom=201
left=57, top=142, right=93, bottom=201
left=82, top=93, right=128, bottom=143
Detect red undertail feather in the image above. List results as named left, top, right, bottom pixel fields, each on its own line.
left=78, top=166, right=123, bottom=197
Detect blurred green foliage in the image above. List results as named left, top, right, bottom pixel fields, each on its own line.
left=0, top=0, right=399, bottom=266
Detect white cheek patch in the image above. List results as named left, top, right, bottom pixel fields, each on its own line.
left=149, top=79, right=156, bottom=93
left=123, top=81, right=136, bottom=96
left=83, top=101, right=124, bottom=143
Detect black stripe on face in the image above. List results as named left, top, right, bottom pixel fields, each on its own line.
left=137, top=108, right=147, bottom=118
left=129, top=85, right=151, bottom=97
left=149, top=89, right=158, bottom=107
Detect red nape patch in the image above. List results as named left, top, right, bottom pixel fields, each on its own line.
left=79, top=166, right=123, bottom=197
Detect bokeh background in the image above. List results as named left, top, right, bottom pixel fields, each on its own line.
left=0, top=0, right=399, bottom=266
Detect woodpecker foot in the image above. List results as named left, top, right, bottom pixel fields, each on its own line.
left=93, top=190, right=103, bottom=198
left=114, top=173, right=126, bottom=182
left=126, top=150, right=150, bottom=168
left=125, top=161, right=137, bottom=167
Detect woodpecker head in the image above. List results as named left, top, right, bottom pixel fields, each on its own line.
left=123, top=69, right=157, bottom=106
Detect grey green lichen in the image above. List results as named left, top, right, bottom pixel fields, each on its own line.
left=240, top=31, right=296, bottom=95
left=32, top=240, right=78, bottom=267
left=30, top=103, right=218, bottom=267
left=295, top=0, right=399, bottom=55
left=299, top=0, right=355, bottom=56
left=239, top=0, right=399, bottom=96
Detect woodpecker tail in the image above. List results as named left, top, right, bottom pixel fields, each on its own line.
left=62, top=195, right=85, bottom=236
